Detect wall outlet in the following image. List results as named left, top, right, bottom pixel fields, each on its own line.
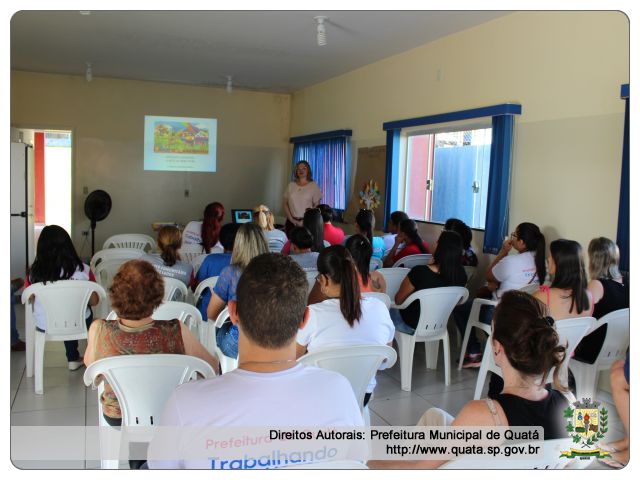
left=184, top=189, right=190, bottom=198
left=81, top=230, right=89, bottom=237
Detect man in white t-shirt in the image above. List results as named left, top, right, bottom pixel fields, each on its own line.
left=148, top=253, right=364, bottom=469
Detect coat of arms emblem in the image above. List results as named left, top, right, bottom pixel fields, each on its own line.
left=560, top=398, right=611, bottom=459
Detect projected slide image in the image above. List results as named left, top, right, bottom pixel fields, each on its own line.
left=153, top=121, right=209, bottom=155
left=144, top=115, right=217, bottom=173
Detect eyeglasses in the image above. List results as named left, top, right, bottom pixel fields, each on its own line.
left=510, top=232, right=519, bottom=240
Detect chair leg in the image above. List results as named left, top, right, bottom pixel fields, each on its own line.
left=396, top=334, right=416, bottom=392
left=25, top=308, right=34, bottom=378
left=363, top=406, right=371, bottom=427
left=34, top=331, right=46, bottom=395
left=426, top=341, right=439, bottom=370
left=457, top=322, right=473, bottom=371
left=442, top=335, right=451, bottom=386
left=572, top=360, right=598, bottom=401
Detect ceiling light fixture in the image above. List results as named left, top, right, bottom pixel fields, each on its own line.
left=226, top=75, right=233, bottom=93
left=85, top=62, right=93, bottom=82
left=314, top=16, right=328, bottom=47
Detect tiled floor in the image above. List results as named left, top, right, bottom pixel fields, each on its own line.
left=10, top=302, right=625, bottom=469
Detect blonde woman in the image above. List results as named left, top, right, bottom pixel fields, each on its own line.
left=141, top=226, right=194, bottom=287
left=206, top=223, right=269, bottom=358
left=253, top=204, right=287, bottom=253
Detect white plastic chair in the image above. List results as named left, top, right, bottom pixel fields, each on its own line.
left=163, top=277, right=189, bottom=303
left=298, top=345, right=397, bottom=426
left=362, top=292, right=391, bottom=309
left=393, top=287, right=469, bottom=391
left=305, top=270, right=319, bottom=295
left=392, top=253, right=432, bottom=268
left=191, top=254, right=208, bottom=276
left=416, top=407, right=454, bottom=427
left=21, top=280, right=107, bottom=394
left=457, top=298, right=497, bottom=371
left=570, top=308, right=629, bottom=400
left=90, top=248, right=146, bottom=274
left=377, top=267, right=410, bottom=307
left=105, top=301, right=203, bottom=337
left=178, top=244, right=205, bottom=263
left=473, top=316, right=595, bottom=400
left=84, top=354, right=215, bottom=468
left=369, top=257, right=383, bottom=271
left=193, top=277, right=219, bottom=343
left=211, top=307, right=238, bottom=374
left=103, top=234, right=156, bottom=251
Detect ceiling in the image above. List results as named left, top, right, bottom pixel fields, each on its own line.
left=11, top=10, right=508, bottom=93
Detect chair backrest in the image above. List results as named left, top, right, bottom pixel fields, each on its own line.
left=298, top=345, right=397, bottom=410
left=178, top=244, right=206, bottom=264
left=163, top=277, right=189, bottom=302
left=191, top=254, right=208, bottom=275
left=362, top=292, right=391, bottom=309
left=369, top=257, right=383, bottom=271
left=403, top=287, right=469, bottom=337
left=153, top=301, right=202, bottom=333
left=212, top=307, right=238, bottom=374
left=377, top=268, right=410, bottom=303
left=90, top=248, right=145, bottom=274
left=193, top=276, right=219, bottom=307
left=392, top=254, right=432, bottom=268
left=593, top=308, right=629, bottom=369
left=83, top=354, right=215, bottom=427
left=103, top=234, right=156, bottom=251
left=21, top=281, right=107, bottom=337
left=305, top=270, right=318, bottom=294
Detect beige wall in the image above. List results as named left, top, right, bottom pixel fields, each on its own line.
left=290, top=11, right=629, bottom=259
left=11, top=71, right=291, bottom=254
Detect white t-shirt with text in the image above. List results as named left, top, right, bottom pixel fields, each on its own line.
left=492, top=250, right=539, bottom=299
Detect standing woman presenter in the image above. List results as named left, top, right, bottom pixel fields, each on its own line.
left=283, top=160, right=322, bottom=236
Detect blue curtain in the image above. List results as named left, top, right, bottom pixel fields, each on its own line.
left=483, top=115, right=515, bottom=254
left=292, top=137, right=351, bottom=210
left=617, top=96, right=629, bottom=272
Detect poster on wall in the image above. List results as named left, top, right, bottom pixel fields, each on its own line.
left=143, top=115, right=217, bottom=172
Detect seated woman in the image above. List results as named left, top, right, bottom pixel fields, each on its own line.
left=253, top=204, right=287, bottom=253
left=455, top=222, right=546, bottom=367
left=296, top=246, right=395, bottom=406
left=84, top=259, right=218, bottom=426
left=533, top=239, right=593, bottom=320
left=319, top=204, right=345, bottom=246
left=369, top=290, right=570, bottom=470
left=345, top=234, right=387, bottom=293
left=392, top=230, right=467, bottom=332
left=195, top=223, right=240, bottom=320
left=281, top=208, right=329, bottom=255
left=141, top=225, right=194, bottom=289
left=382, top=210, right=409, bottom=252
left=383, top=219, right=429, bottom=267
left=354, top=209, right=386, bottom=260
left=288, top=227, right=320, bottom=271
left=182, top=202, right=225, bottom=253
left=207, top=223, right=269, bottom=359
left=25, top=225, right=99, bottom=371
left=444, top=218, right=478, bottom=267
left=573, top=237, right=629, bottom=364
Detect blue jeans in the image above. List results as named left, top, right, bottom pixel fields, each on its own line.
left=452, top=299, right=495, bottom=355
left=10, top=290, right=20, bottom=345
left=36, top=310, right=93, bottom=362
left=216, top=323, right=239, bottom=359
left=390, top=308, right=415, bottom=335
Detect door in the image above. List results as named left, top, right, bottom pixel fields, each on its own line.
left=10, top=142, right=35, bottom=280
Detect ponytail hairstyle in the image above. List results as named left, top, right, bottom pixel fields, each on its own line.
left=492, top=290, right=567, bottom=391
left=588, top=237, right=622, bottom=281
left=303, top=208, right=325, bottom=253
left=157, top=225, right=182, bottom=266
left=515, top=222, right=546, bottom=284
left=355, top=209, right=375, bottom=244
left=549, top=239, right=590, bottom=314
left=399, top=219, right=428, bottom=253
left=444, top=218, right=473, bottom=251
left=345, top=234, right=373, bottom=286
left=29, top=225, right=84, bottom=284
left=201, top=202, right=225, bottom=254
left=432, top=231, right=467, bottom=286
left=316, top=245, right=362, bottom=327
left=388, top=211, right=409, bottom=233
left=253, top=204, right=275, bottom=231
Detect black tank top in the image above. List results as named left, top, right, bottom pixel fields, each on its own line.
left=573, top=277, right=629, bottom=364
left=494, top=389, right=568, bottom=440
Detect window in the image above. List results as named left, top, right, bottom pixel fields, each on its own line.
left=384, top=104, right=521, bottom=253
left=402, top=126, right=492, bottom=229
left=290, top=130, right=352, bottom=211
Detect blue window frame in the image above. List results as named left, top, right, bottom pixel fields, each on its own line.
left=383, top=104, right=521, bottom=254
